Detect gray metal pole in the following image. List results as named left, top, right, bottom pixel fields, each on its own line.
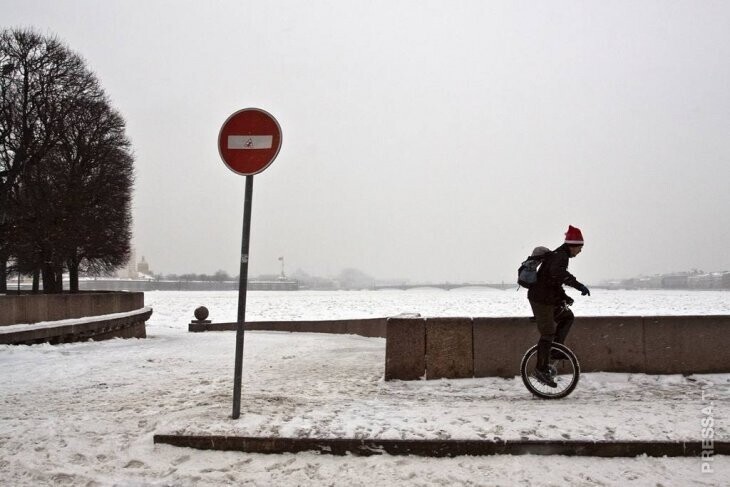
left=232, top=175, right=254, bottom=419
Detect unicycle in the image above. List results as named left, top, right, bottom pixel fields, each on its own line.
left=520, top=342, right=580, bottom=399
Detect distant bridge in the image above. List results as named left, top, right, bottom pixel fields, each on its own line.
left=370, top=283, right=513, bottom=291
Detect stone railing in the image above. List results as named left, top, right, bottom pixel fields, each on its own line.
left=184, top=312, right=730, bottom=378
left=0, top=292, right=150, bottom=345
left=189, top=318, right=387, bottom=338
left=0, top=308, right=152, bottom=345
left=385, top=315, right=730, bottom=380
left=0, top=291, right=145, bottom=326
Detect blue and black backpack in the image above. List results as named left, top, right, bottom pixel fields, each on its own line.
left=517, top=247, right=551, bottom=289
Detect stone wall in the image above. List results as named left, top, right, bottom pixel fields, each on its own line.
left=0, top=308, right=152, bottom=345
left=0, top=292, right=144, bottom=326
left=186, top=313, right=730, bottom=378
left=385, top=315, right=730, bottom=380
left=190, top=318, right=387, bottom=338
left=0, top=292, right=150, bottom=345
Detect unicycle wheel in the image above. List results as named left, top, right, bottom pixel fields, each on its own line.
left=520, top=342, right=580, bottom=399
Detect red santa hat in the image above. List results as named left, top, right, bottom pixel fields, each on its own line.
left=564, top=225, right=584, bottom=245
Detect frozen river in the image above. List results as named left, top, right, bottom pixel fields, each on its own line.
left=148, top=288, right=730, bottom=329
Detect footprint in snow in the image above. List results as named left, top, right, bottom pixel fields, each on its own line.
left=124, top=459, right=147, bottom=469
left=171, top=455, right=190, bottom=466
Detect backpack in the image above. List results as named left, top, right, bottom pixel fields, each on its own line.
left=517, top=247, right=551, bottom=289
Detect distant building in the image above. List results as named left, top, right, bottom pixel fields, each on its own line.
left=662, top=274, right=689, bottom=289
left=688, top=273, right=718, bottom=289
left=117, top=248, right=138, bottom=279
left=611, top=270, right=730, bottom=290
left=113, top=250, right=153, bottom=279
left=137, top=256, right=150, bottom=275
left=137, top=256, right=153, bottom=279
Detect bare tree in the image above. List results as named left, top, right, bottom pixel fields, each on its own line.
left=1, top=28, right=133, bottom=292
left=40, top=95, right=132, bottom=291
left=11, top=155, right=68, bottom=292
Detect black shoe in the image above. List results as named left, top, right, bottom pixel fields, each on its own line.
left=533, top=368, right=557, bottom=388
left=547, top=364, right=558, bottom=378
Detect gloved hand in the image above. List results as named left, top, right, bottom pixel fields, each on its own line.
left=578, top=284, right=590, bottom=296
left=565, top=295, right=575, bottom=305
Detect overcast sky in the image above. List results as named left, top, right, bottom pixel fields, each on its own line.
left=3, top=0, right=730, bottom=284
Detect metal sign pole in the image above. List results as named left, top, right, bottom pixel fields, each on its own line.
left=232, top=174, right=254, bottom=419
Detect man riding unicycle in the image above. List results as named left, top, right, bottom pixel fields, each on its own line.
left=527, top=225, right=590, bottom=388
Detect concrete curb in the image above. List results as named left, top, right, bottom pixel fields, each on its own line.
left=153, top=435, right=728, bottom=457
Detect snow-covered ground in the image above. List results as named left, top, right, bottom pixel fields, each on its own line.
left=1, top=289, right=728, bottom=486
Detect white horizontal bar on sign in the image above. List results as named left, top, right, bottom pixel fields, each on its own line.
left=228, top=135, right=273, bottom=150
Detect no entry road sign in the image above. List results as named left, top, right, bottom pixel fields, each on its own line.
left=218, top=108, right=282, bottom=175
left=218, top=107, right=283, bottom=419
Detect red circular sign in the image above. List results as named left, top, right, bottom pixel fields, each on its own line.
left=218, top=108, right=282, bottom=175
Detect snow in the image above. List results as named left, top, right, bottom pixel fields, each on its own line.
left=1, top=289, right=728, bottom=485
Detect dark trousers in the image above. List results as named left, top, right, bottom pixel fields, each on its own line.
left=529, top=300, right=574, bottom=370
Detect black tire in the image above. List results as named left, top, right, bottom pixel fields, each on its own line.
left=520, top=342, right=580, bottom=399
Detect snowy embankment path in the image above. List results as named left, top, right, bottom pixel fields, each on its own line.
left=1, top=289, right=728, bottom=485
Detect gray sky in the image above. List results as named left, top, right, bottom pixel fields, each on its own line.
left=4, top=0, right=730, bottom=284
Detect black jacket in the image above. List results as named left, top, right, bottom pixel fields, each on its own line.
left=527, top=244, right=585, bottom=305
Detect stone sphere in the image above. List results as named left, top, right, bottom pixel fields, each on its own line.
left=194, top=306, right=209, bottom=321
